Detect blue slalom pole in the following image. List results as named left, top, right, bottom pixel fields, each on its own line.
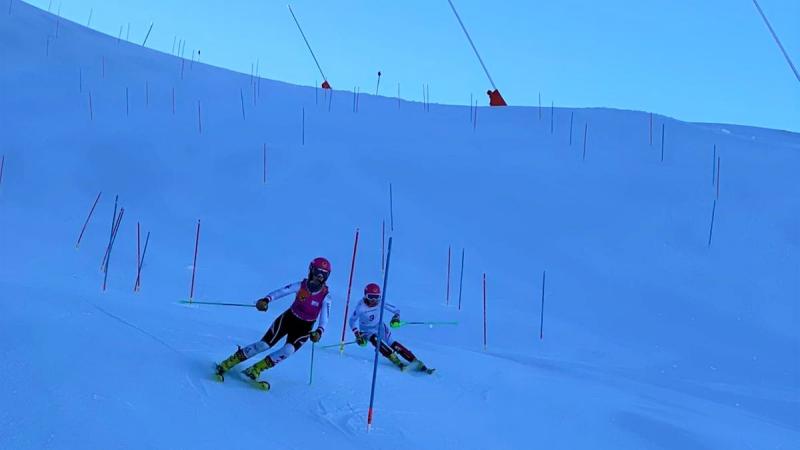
left=367, top=236, right=393, bottom=430
left=539, top=270, right=546, bottom=340
left=707, top=200, right=717, bottom=247
left=457, top=248, right=465, bottom=310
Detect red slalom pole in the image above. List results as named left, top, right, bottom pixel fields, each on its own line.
left=189, top=219, right=201, bottom=302
left=445, top=246, right=451, bottom=305
left=482, top=272, right=487, bottom=350
left=339, top=228, right=360, bottom=352
left=75, top=191, right=102, bottom=248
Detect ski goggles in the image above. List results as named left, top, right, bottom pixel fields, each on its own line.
left=365, top=293, right=381, bottom=301
left=310, top=267, right=330, bottom=279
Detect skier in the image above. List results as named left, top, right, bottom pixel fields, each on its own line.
left=214, top=257, right=333, bottom=388
left=349, top=283, right=434, bottom=373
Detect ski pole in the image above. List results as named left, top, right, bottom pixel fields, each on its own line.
left=309, top=342, right=316, bottom=385
left=322, top=341, right=355, bottom=349
left=178, top=300, right=253, bottom=308
left=394, top=320, right=458, bottom=328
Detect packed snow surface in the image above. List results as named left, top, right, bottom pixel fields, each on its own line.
left=0, top=3, right=798, bottom=449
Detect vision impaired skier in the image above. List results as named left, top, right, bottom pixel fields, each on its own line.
left=349, top=283, right=434, bottom=373
left=215, top=257, right=333, bottom=386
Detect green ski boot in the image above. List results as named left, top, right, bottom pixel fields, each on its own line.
left=388, top=353, right=408, bottom=371
left=242, top=357, right=273, bottom=391
left=413, top=359, right=436, bottom=374
left=214, top=347, right=247, bottom=382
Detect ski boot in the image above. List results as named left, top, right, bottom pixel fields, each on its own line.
left=214, top=347, right=247, bottom=381
left=412, top=359, right=436, bottom=374
left=242, top=357, right=273, bottom=390
left=388, top=353, right=408, bottom=371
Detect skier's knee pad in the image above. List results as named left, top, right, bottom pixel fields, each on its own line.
left=267, top=343, right=296, bottom=365
left=391, top=341, right=416, bottom=362
left=242, top=340, right=269, bottom=358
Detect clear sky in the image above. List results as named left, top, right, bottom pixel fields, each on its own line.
left=24, top=0, right=800, bottom=131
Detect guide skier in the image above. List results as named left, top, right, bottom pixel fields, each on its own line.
left=349, top=283, right=434, bottom=373
left=214, top=257, right=333, bottom=389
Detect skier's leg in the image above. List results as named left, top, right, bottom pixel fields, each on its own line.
left=265, top=317, right=314, bottom=366
left=217, top=339, right=269, bottom=371
left=218, top=310, right=291, bottom=376
left=369, top=333, right=406, bottom=369
left=390, top=340, right=432, bottom=372
left=390, top=341, right=418, bottom=363
left=260, top=310, right=291, bottom=347
left=244, top=313, right=312, bottom=379
left=368, top=334, right=395, bottom=358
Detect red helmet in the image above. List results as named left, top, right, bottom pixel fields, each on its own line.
left=308, top=257, right=331, bottom=281
left=364, top=283, right=381, bottom=306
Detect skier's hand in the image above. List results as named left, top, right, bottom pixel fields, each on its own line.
left=390, top=314, right=401, bottom=328
left=354, top=330, right=367, bottom=347
left=310, top=328, right=323, bottom=343
left=255, top=297, right=270, bottom=311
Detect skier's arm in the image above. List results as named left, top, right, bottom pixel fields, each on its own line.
left=384, top=302, right=400, bottom=316
left=316, top=294, right=332, bottom=332
left=262, top=281, right=302, bottom=303
left=385, top=302, right=402, bottom=327
left=348, top=303, right=361, bottom=333
left=255, top=281, right=301, bottom=311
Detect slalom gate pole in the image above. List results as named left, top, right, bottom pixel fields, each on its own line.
left=446, top=245, right=451, bottom=305
left=102, top=208, right=125, bottom=291
left=135, top=231, right=150, bottom=292
left=707, top=200, right=717, bottom=248
left=189, top=219, right=200, bottom=302
left=142, top=22, right=153, bottom=47
left=389, top=183, right=394, bottom=231
left=457, top=248, right=465, bottom=310
left=482, top=272, right=487, bottom=350
left=539, top=270, right=546, bottom=340
left=339, top=228, right=361, bottom=353
left=381, top=220, right=385, bottom=272
left=76, top=191, right=102, bottom=248
left=135, top=222, right=141, bottom=289
left=367, top=237, right=394, bottom=431
left=100, top=195, right=119, bottom=271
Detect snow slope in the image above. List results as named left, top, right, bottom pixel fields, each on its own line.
left=0, top=2, right=798, bottom=449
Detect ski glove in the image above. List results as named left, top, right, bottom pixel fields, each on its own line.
left=255, top=297, right=270, bottom=311
left=354, top=330, right=367, bottom=347
left=309, top=328, right=323, bottom=343
left=390, top=314, right=401, bottom=328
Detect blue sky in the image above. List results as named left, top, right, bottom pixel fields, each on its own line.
left=26, top=0, right=800, bottom=131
